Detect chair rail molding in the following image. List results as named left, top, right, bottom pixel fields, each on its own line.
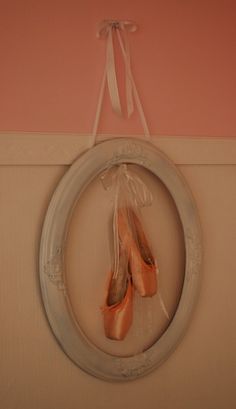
left=0, top=133, right=235, bottom=165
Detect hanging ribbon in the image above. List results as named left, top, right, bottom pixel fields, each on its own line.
left=97, top=20, right=137, bottom=117
left=90, top=20, right=150, bottom=147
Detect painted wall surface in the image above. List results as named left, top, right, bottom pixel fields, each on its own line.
left=0, top=0, right=236, bottom=137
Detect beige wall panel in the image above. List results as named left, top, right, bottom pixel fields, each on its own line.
left=0, top=138, right=235, bottom=409
left=0, top=134, right=236, bottom=165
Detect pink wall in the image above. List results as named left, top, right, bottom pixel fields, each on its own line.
left=0, top=0, right=235, bottom=137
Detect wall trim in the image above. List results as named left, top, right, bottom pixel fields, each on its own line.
left=0, top=132, right=235, bottom=165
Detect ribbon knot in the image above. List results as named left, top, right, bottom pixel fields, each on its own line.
left=97, top=20, right=137, bottom=39
left=101, top=164, right=153, bottom=208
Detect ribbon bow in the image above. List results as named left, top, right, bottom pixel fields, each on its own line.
left=97, top=20, right=138, bottom=118
left=97, top=20, right=137, bottom=38
left=101, top=164, right=153, bottom=208
left=91, top=19, right=150, bottom=147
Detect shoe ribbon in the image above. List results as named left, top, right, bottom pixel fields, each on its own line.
left=101, top=163, right=153, bottom=208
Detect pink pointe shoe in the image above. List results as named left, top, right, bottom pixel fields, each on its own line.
left=117, top=207, right=158, bottom=297
left=102, top=275, right=133, bottom=341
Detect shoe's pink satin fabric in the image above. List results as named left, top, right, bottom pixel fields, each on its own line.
left=118, top=207, right=157, bottom=296
left=103, top=278, right=133, bottom=341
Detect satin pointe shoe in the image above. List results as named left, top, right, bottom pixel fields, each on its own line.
left=117, top=207, right=157, bottom=297
left=102, top=275, right=133, bottom=341
left=102, top=245, right=133, bottom=341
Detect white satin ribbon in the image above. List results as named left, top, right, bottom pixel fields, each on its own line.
left=97, top=20, right=137, bottom=117
left=101, top=163, right=153, bottom=208
left=90, top=20, right=150, bottom=147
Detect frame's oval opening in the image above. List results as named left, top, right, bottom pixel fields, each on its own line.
left=65, top=165, right=185, bottom=357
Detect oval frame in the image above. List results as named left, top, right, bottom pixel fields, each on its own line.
left=39, top=137, right=202, bottom=382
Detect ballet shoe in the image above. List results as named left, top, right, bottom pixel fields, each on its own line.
left=117, top=207, right=134, bottom=251
left=102, top=276, right=133, bottom=341
left=128, top=208, right=157, bottom=297
left=129, top=245, right=157, bottom=297
left=106, top=250, right=129, bottom=306
left=117, top=207, right=157, bottom=297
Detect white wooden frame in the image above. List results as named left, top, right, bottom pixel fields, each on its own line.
left=39, top=137, right=202, bottom=381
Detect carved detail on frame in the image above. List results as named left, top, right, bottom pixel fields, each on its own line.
left=186, top=229, right=202, bottom=279
left=109, top=141, right=151, bottom=167
left=117, top=353, right=153, bottom=378
left=44, top=247, right=66, bottom=294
